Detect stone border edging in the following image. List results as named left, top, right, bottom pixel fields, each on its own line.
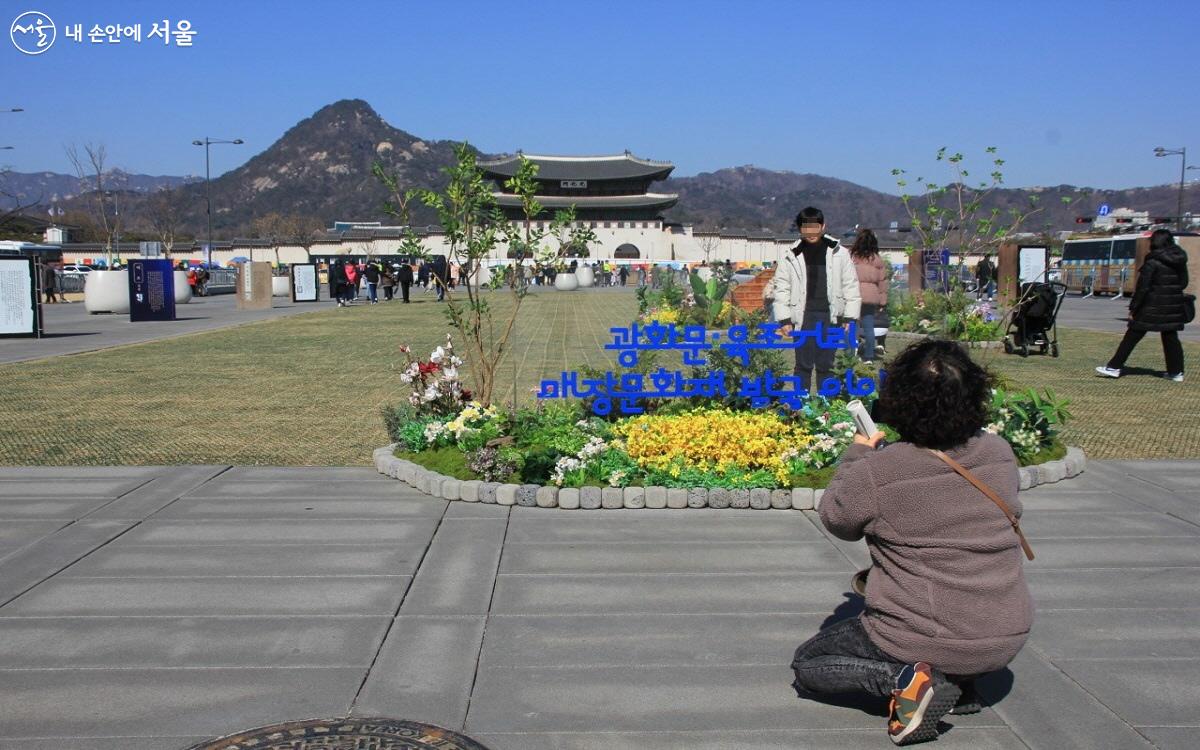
left=373, top=444, right=1086, bottom=509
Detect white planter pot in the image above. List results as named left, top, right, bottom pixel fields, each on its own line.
left=576, top=266, right=594, bottom=287
left=554, top=272, right=579, bottom=291
left=271, top=276, right=291, bottom=297
left=173, top=270, right=192, bottom=304
left=83, top=270, right=130, bottom=314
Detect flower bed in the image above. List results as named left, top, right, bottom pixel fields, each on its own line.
left=382, top=338, right=1077, bottom=498
left=889, top=289, right=1005, bottom=343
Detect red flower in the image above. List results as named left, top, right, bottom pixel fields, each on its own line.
left=418, top=362, right=440, bottom=375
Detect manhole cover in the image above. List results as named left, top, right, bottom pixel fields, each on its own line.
left=184, top=717, right=492, bottom=750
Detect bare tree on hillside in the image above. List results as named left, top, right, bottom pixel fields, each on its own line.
left=0, top=168, right=43, bottom=238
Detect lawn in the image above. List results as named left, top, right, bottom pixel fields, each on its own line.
left=0, top=288, right=1196, bottom=465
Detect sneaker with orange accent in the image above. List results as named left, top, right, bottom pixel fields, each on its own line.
left=887, top=662, right=961, bottom=745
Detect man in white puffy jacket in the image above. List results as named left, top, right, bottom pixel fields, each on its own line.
left=773, top=207, right=861, bottom=393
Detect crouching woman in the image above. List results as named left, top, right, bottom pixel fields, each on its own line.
left=791, top=339, right=1033, bottom=746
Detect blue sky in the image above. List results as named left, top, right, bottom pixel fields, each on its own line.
left=3, top=0, right=1197, bottom=194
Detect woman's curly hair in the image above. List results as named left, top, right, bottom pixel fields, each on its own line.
left=878, top=339, right=994, bottom=450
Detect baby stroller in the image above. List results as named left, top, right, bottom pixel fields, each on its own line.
left=1003, top=281, right=1066, bottom=357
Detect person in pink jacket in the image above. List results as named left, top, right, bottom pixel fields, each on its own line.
left=850, top=228, right=888, bottom=363
left=791, top=339, right=1032, bottom=745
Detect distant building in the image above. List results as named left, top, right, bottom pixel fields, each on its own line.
left=1094, top=207, right=1150, bottom=231
left=478, top=152, right=679, bottom=260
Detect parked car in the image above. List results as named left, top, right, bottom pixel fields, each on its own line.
left=61, top=264, right=92, bottom=276
left=731, top=268, right=763, bottom=284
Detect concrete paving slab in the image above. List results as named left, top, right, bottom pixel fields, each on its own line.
left=0, top=738, right=207, bottom=750
left=0, top=667, right=364, bottom=738
left=491, top=573, right=852, bottom=615
left=0, top=467, right=162, bottom=479
left=0, top=520, right=70, bottom=546
left=1030, top=609, right=1200, bottom=659
left=182, top=479, right=421, bottom=501
left=1016, top=489, right=1162, bottom=513
left=353, top=615, right=487, bottom=729
left=84, top=466, right=230, bottom=520
left=0, top=497, right=131, bottom=519
left=108, top=518, right=439, bottom=546
left=1053, top=658, right=1200, bottom=727
left=0, top=616, right=391, bottom=668
left=152, top=496, right=439, bottom=519
left=504, top=515, right=823, bottom=544
left=1026, top=568, right=1200, bottom=608
left=472, top=727, right=1028, bottom=750
left=443, top=502, right=510, bottom=519
left=466, top=663, right=1007, bottom=733
left=400, top=519, right=506, bottom=615
left=220, top=466, right=394, bottom=481
left=479, top=613, right=828, bottom=668
left=1137, top=727, right=1200, bottom=750
left=1025, top=538, right=1200, bottom=568
left=0, top=520, right=133, bottom=606
left=498, top=541, right=853, bottom=575
left=57, top=544, right=425, bottom=578
left=0, top=477, right=151, bottom=498
left=0, top=576, right=412, bottom=617
left=1023, top=511, right=1200, bottom=538
left=805, top=510, right=872, bottom=570
left=975, top=649, right=1155, bottom=750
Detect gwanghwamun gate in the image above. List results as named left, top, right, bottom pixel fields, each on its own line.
left=51, top=152, right=911, bottom=269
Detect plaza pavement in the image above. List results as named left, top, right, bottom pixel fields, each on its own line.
left=0, top=293, right=342, bottom=365
left=0, top=462, right=1197, bottom=749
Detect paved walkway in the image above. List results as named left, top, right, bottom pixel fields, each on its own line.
left=0, top=462, right=1197, bottom=749
left=0, top=294, right=340, bottom=364
left=1055, top=295, right=1200, bottom=342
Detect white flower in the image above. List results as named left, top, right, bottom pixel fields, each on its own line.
left=422, top=384, right=440, bottom=402
left=607, top=470, right=627, bottom=487
left=442, top=366, right=459, bottom=381
left=430, top=346, right=446, bottom=364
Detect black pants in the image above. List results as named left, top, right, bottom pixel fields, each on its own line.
left=795, top=309, right=836, bottom=392
left=400, top=281, right=411, bottom=303
left=792, top=616, right=978, bottom=699
left=792, top=616, right=908, bottom=698
left=1108, top=328, right=1184, bottom=375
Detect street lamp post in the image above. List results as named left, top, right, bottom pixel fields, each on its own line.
left=1154, top=146, right=1188, bottom=232
left=192, top=137, right=244, bottom=267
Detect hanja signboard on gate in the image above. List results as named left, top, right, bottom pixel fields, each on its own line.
left=538, top=321, right=879, bottom=416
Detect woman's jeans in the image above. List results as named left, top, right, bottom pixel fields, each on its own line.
left=1108, top=328, right=1184, bottom=375
left=792, top=616, right=907, bottom=698
left=859, top=304, right=877, bottom=361
left=367, top=282, right=378, bottom=303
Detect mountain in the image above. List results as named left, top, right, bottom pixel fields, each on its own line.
left=5, top=99, right=1195, bottom=238
left=200, top=98, right=468, bottom=229
left=0, top=169, right=199, bottom=210
left=662, top=166, right=1196, bottom=235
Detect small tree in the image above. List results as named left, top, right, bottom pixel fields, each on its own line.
left=65, top=143, right=119, bottom=266
left=375, top=143, right=533, bottom=406
left=251, top=212, right=286, bottom=263
left=695, top=229, right=721, bottom=266
left=538, top=206, right=597, bottom=268
left=281, top=214, right=325, bottom=262
left=892, top=146, right=1081, bottom=266
left=146, top=187, right=185, bottom=254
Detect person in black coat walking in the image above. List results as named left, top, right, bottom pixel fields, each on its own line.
left=1097, top=229, right=1190, bottom=381
left=328, top=260, right=349, bottom=307
left=396, top=262, right=414, bottom=303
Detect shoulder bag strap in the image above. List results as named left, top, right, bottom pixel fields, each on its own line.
left=930, top=449, right=1035, bottom=561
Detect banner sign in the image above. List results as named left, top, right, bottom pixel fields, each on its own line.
left=291, top=263, right=318, bottom=302
left=128, top=258, right=176, bottom=322
left=0, top=257, right=41, bottom=338
left=539, top=321, right=879, bottom=416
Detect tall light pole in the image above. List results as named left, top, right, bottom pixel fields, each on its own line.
left=1154, top=146, right=1187, bottom=232
left=192, top=137, right=244, bottom=267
